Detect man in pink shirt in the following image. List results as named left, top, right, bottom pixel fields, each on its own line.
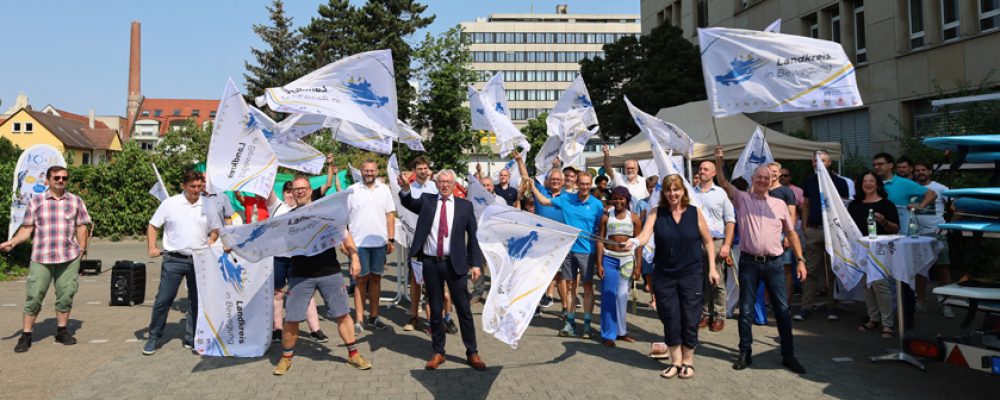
left=715, top=147, right=807, bottom=374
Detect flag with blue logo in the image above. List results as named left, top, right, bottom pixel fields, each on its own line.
left=553, top=75, right=598, bottom=128
left=193, top=245, right=273, bottom=357
left=467, top=177, right=505, bottom=221
left=258, top=49, right=399, bottom=139
left=206, top=79, right=278, bottom=197
left=698, top=27, right=863, bottom=118
left=220, top=190, right=353, bottom=262
left=326, top=118, right=394, bottom=155
left=478, top=204, right=580, bottom=348
left=468, top=84, right=530, bottom=158
left=387, top=154, right=418, bottom=247
left=731, top=127, right=775, bottom=184
left=470, top=73, right=510, bottom=131
left=547, top=108, right=600, bottom=170
left=247, top=106, right=325, bottom=174
left=624, top=95, right=693, bottom=156
left=148, top=163, right=169, bottom=202
left=816, top=153, right=866, bottom=290
left=534, top=135, right=563, bottom=179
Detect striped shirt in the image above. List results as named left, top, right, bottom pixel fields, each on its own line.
left=22, top=190, right=91, bottom=264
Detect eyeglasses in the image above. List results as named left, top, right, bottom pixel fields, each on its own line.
left=291, top=187, right=311, bottom=192
left=51, top=176, right=69, bottom=182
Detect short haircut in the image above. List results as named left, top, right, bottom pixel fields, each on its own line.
left=873, top=152, right=895, bottom=164
left=292, top=174, right=311, bottom=186
left=645, top=175, right=660, bottom=185
left=46, top=165, right=67, bottom=178
left=562, top=166, right=578, bottom=174
left=595, top=175, right=609, bottom=184
left=181, top=170, right=204, bottom=184
left=282, top=181, right=294, bottom=192
left=896, top=155, right=913, bottom=166
left=576, top=171, right=592, bottom=180
left=410, top=156, right=430, bottom=169
left=435, top=169, right=456, bottom=181
left=767, top=162, right=782, bottom=169
left=914, top=161, right=933, bottom=170
left=361, top=158, right=378, bottom=168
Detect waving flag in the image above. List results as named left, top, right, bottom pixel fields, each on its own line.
left=259, top=49, right=399, bottom=138
left=326, top=118, right=394, bottom=155
left=471, top=73, right=510, bottom=131
left=194, top=245, right=273, bottom=357
left=247, top=106, right=325, bottom=174
left=387, top=154, right=418, bottom=247
left=534, top=135, right=562, bottom=178
left=467, top=178, right=503, bottom=221
left=478, top=205, right=580, bottom=348
left=731, top=127, right=775, bottom=184
left=148, top=163, right=169, bottom=202
left=553, top=75, right=598, bottom=127
left=397, top=120, right=425, bottom=152
left=551, top=109, right=600, bottom=168
left=274, top=113, right=327, bottom=141
left=624, top=96, right=694, bottom=156
left=220, top=190, right=352, bottom=262
left=764, top=18, right=782, bottom=33
left=698, top=27, right=862, bottom=117
left=498, top=158, right=521, bottom=189
left=206, top=79, right=278, bottom=197
left=816, top=153, right=866, bottom=290
left=468, top=84, right=529, bottom=158
left=347, top=162, right=363, bottom=184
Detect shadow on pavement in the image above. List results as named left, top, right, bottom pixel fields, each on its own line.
left=410, top=365, right=502, bottom=400
left=3, top=318, right=85, bottom=341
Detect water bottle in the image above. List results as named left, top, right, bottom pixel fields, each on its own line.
left=867, top=209, right=877, bottom=240
left=907, top=207, right=919, bottom=238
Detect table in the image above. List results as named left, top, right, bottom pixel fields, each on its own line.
left=858, top=235, right=942, bottom=371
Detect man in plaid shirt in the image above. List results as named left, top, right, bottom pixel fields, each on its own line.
left=2, top=165, right=91, bottom=353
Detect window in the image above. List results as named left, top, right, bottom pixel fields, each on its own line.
left=855, top=0, right=867, bottom=63
left=527, top=33, right=536, bottom=43
left=141, top=110, right=149, bottom=117
left=697, top=0, right=709, bottom=28
left=154, top=109, right=162, bottom=117
left=831, top=7, right=842, bottom=43
left=140, top=141, right=155, bottom=151
left=909, top=0, right=925, bottom=49
left=210, top=111, right=217, bottom=118
left=192, top=109, right=200, bottom=117
left=811, top=109, right=871, bottom=160
left=942, top=0, right=960, bottom=40
left=506, top=33, right=515, bottom=43
left=24, top=122, right=32, bottom=133
left=12, top=122, right=21, bottom=132
left=803, top=14, right=819, bottom=38
left=575, top=33, right=585, bottom=44
left=982, top=0, right=1000, bottom=30
left=82, top=153, right=91, bottom=165
left=556, top=33, right=566, bottom=43
left=172, top=109, right=181, bottom=116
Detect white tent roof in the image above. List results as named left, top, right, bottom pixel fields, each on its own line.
left=587, top=100, right=842, bottom=167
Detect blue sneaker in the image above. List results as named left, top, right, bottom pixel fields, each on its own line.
left=142, top=338, right=157, bottom=355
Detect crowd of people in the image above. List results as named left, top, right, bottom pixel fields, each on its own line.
left=0, top=145, right=956, bottom=380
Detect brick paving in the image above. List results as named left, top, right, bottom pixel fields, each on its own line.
left=0, top=240, right=996, bottom=399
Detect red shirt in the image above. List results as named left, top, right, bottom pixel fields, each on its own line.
left=240, top=194, right=269, bottom=223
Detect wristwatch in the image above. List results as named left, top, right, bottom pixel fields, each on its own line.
left=796, top=256, right=806, bottom=263
left=388, top=238, right=395, bottom=244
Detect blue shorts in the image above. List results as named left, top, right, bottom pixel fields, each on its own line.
left=358, top=246, right=387, bottom=277
left=273, top=257, right=293, bottom=291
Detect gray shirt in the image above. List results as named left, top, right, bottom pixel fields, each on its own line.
left=693, top=183, right=735, bottom=239
left=769, top=186, right=797, bottom=206
left=201, top=193, right=234, bottom=232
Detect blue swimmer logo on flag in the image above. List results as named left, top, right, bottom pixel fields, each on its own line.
left=343, top=77, right=389, bottom=108
left=577, top=94, right=593, bottom=108
left=236, top=224, right=269, bottom=249
left=506, top=230, right=540, bottom=260
left=495, top=102, right=505, bottom=113
left=715, top=54, right=768, bottom=86
left=473, top=196, right=490, bottom=206
left=218, top=254, right=246, bottom=290
left=748, top=152, right=767, bottom=164
left=476, top=108, right=485, bottom=116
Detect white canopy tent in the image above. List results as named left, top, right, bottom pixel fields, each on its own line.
left=586, top=100, right=843, bottom=167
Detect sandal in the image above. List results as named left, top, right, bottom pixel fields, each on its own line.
left=858, top=321, right=879, bottom=332
left=678, top=364, right=695, bottom=379
left=659, top=364, right=681, bottom=379
left=881, top=327, right=895, bottom=338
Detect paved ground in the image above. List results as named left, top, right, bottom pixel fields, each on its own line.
left=0, top=240, right=996, bottom=399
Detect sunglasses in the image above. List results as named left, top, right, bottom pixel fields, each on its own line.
left=51, top=176, right=69, bottom=182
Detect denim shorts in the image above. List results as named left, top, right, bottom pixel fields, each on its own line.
left=559, top=252, right=596, bottom=283
left=358, top=246, right=387, bottom=276
left=286, top=274, right=349, bottom=322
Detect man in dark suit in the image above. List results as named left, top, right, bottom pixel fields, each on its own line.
left=398, top=169, right=486, bottom=371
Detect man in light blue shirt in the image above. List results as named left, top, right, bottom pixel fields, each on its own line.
left=692, top=160, right=736, bottom=331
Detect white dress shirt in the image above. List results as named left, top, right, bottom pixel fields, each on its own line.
left=422, top=195, right=455, bottom=257
left=410, top=179, right=438, bottom=197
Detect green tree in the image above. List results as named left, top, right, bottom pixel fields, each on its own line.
left=580, top=23, right=705, bottom=141
left=299, top=0, right=362, bottom=71
left=151, top=120, right=212, bottom=192
left=71, top=142, right=157, bottom=238
left=519, top=113, right=549, bottom=175
left=0, top=136, right=21, bottom=164
left=411, top=25, right=479, bottom=174
left=244, top=0, right=302, bottom=108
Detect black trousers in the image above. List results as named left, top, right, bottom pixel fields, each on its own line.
left=422, top=255, right=478, bottom=356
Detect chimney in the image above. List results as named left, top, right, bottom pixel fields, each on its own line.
left=556, top=4, right=568, bottom=14
left=126, top=21, right=141, bottom=135
left=88, top=110, right=95, bottom=129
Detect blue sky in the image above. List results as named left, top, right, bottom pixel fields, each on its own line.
left=0, top=1, right=638, bottom=117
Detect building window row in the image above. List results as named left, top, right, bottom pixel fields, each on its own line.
left=907, top=0, right=999, bottom=50
left=476, top=70, right=580, bottom=83
left=506, top=89, right=566, bottom=102
left=510, top=108, right=551, bottom=121
left=10, top=122, right=34, bottom=133
left=465, top=32, right=636, bottom=45
left=140, top=109, right=208, bottom=118
left=472, top=51, right=603, bottom=63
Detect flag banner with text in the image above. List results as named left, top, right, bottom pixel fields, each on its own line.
left=478, top=205, right=580, bottom=348
left=248, top=106, right=325, bottom=174
left=817, top=154, right=866, bottom=291
left=194, top=245, right=273, bottom=357
left=220, top=190, right=352, bottom=262
left=698, top=27, right=862, bottom=117
left=8, top=144, right=66, bottom=240
left=206, top=79, right=278, bottom=197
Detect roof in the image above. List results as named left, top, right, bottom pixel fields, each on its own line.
left=139, top=98, right=219, bottom=111
left=22, top=110, right=118, bottom=150
left=136, top=98, right=220, bottom=135
left=51, top=109, right=110, bottom=129
left=81, top=129, right=120, bottom=150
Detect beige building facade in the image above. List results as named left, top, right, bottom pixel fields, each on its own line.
left=641, top=0, right=1000, bottom=159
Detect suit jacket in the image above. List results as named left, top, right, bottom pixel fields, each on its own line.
left=399, top=191, right=482, bottom=274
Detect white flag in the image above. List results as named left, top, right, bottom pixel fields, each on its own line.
left=468, top=84, right=529, bottom=158
left=534, top=135, right=562, bottom=178
left=259, top=49, right=399, bottom=138
left=326, top=118, right=394, bottom=155
left=467, top=178, right=503, bottom=221
left=348, top=162, right=363, bottom=184
left=148, top=163, right=169, bottom=202
left=816, top=154, right=866, bottom=291
left=397, top=120, right=425, bottom=152
left=552, top=75, right=598, bottom=127
left=731, top=127, right=775, bottom=184
left=248, top=106, right=325, bottom=174
left=624, top=95, right=694, bottom=156
left=764, top=18, right=782, bottom=33
left=274, top=113, right=327, bottom=141
left=387, top=154, right=418, bottom=247
left=546, top=109, right=599, bottom=170
left=647, top=138, right=700, bottom=210
left=193, top=245, right=273, bottom=357
left=478, top=205, right=580, bottom=348
left=206, top=79, right=278, bottom=197
left=471, top=73, right=510, bottom=131
left=219, top=190, right=352, bottom=262
left=9, top=144, right=66, bottom=240
left=698, top=27, right=862, bottom=117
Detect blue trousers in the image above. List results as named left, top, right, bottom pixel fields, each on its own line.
left=738, top=255, right=794, bottom=357
left=147, top=254, right=198, bottom=343
left=600, top=255, right=631, bottom=341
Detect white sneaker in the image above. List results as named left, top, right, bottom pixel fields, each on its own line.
left=942, top=305, right=956, bottom=319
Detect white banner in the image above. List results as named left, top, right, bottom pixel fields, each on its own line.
left=764, top=18, right=782, bottom=33
left=731, top=127, right=775, bottom=184
left=547, top=109, right=599, bottom=170
left=817, top=153, right=865, bottom=291
left=397, top=120, right=425, bottom=152
left=193, top=245, right=273, bottom=357
left=644, top=139, right=700, bottom=263
left=387, top=154, right=418, bottom=247
left=471, top=73, right=510, bottom=131
left=148, top=163, right=169, bottom=202
left=552, top=75, right=598, bottom=128
left=698, top=27, right=863, bottom=117
left=624, top=95, right=693, bottom=156
left=468, top=84, right=529, bottom=158
left=259, top=49, right=399, bottom=139
left=466, top=178, right=504, bottom=221
left=248, top=106, right=325, bottom=174
left=8, top=144, right=66, bottom=240
left=479, top=205, right=580, bottom=348
left=534, top=135, right=562, bottom=177
left=326, top=118, right=394, bottom=155
left=206, top=79, right=278, bottom=197
left=274, top=113, right=326, bottom=141
left=220, top=190, right=352, bottom=262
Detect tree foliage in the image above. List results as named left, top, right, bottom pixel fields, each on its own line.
left=580, top=23, right=705, bottom=142
left=520, top=113, right=549, bottom=175
left=244, top=0, right=302, bottom=109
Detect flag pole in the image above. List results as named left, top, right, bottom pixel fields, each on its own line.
left=710, top=116, right=722, bottom=147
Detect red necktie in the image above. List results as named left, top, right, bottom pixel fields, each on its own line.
left=437, top=197, right=449, bottom=257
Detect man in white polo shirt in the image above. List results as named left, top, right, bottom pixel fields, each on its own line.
left=348, top=159, right=396, bottom=332
left=143, top=170, right=212, bottom=355
left=602, top=145, right=648, bottom=208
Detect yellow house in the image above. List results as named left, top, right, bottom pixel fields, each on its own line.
left=0, top=108, right=123, bottom=165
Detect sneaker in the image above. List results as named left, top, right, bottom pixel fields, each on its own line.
left=581, top=325, right=592, bottom=340
left=14, top=333, right=31, bottom=353
left=446, top=318, right=459, bottom=334
left=558, top=324, right=573, bottom=337
left=272, top=329, right=283, bottom=343
left=534, top=306, right=543, bottom=317
left=576, top=296, right=582, bottom=309
left=826, top=313, right=839, bottom=321
left=354, top=323, right=363, bottom=335
left=142, top=338, right=157, bottom=355
left=55, top=329, right=77, bottom=345
left=273, top=357, right=293, bottom=375
left=182, top=340, right=194, bottom=350
left=793, top=309, right=810, bottom=321
left=403, top=317, right=419, bottom=331
left=347, top=354, right=372, bottom=370
left=368, top=317, right=388, bottom=331
left=310, top=330, right=329, bottom=343
left=942, top=305, right=956, bottom=319
left=540, top=295, right=553, bottom=308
